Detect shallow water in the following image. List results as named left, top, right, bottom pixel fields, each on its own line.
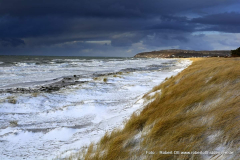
left=0, top=56, right=191, bottom=159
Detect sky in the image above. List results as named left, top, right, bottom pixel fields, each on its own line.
left=0, top=0, right=240, bottom=57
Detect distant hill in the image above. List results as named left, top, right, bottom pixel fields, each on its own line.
left=134, top=49, right=230, bottom=58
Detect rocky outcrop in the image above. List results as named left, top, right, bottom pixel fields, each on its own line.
left=134, top=49, right=230, bottom=58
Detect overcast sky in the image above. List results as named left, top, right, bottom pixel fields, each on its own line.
left=0, top=0, right=240, bottom=57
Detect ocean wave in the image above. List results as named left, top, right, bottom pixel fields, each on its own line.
left=0, top=57, right=179, bottom=90
left=15, top=62, right=36, bottom=67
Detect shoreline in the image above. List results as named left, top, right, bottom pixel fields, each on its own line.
left=0, top=58, right=181, bottom=94
left=77, top=57, right=240, bottom=160
left=134, top=49, right=230, bottom=58
left=0, top=58, right=191, bottom=160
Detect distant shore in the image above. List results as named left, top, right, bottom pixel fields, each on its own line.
left=134, top=49, right=230, bottom=58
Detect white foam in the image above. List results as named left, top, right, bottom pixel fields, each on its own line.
left=0, top=58, right=176, bottom=88
left=43, top=128, right=80, bottom=141
left=0, top=58, right=191, bottom=160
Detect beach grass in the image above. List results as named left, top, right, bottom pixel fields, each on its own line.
left=71, top=57, right=240, bottom=160
left=103, top=77, right=108, bottom=83
left=7, top=96, right=17, bottom=104
left=9, top=120, right=18, bottom=127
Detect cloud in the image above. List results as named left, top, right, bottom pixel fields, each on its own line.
left=0, top=0, right=240, bottom=56
left=145, top=21, right=195, bottom=32
left=0, top=15, right=71, bottom=38
left=0, top=0, right=238, bottom=18
left=192, top=12, right=240, bottom=25
left=173, top=36, right=189, bottom=43
left=111, top=33, right=145, bottom=47
left=191, top=12, right=240, bottom=33
left=0, top=38, right=25, bottom=47
left=142, top=31, right=214, bottom=51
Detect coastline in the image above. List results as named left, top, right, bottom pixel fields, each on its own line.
left=0, top=57, right=181, bottom=94
left=76, top=57, right=240, bottom=160
left=134, top=49, right=230, bottom=58
left=0, top=58, right=191, bottom=160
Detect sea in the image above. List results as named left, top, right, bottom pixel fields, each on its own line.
left=0, top=55, right=191, bottom=159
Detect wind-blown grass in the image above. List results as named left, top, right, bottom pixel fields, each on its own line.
left=71, top=57, right=240, bottom=160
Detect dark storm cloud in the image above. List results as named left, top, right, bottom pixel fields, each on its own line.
left=0, top=0, right=238, bottom=18
left=173, top=36, right=189, bottom=43
left=111, top=32, right=145, bottom=47
left=0, top=15, right=69, bottom=38
left=0, top=38, right=25, bottom=47
left=191, top=12, right=240, bottom=33
left=142, top=31, right=213, bottom=51
left=200, top=25, right=240, bottom=33
left=192, top=12, right=240, bottom=25
left=0, top=0, right=240, bottom=56
left=146, top=21, right=195, bottom=32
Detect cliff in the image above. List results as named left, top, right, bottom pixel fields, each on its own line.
left=134, top=49, right=230, bottom=58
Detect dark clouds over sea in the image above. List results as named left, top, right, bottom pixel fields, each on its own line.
left=0, top=0, right=240, bottom=56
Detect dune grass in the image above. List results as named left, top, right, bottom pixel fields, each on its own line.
left=71, top=57, right=240, bottom=160
left=103, top=77, right=108, bottom=83
left=7, top=96, right=17, bottom=104
left=9, top=120, right=18, bottom=127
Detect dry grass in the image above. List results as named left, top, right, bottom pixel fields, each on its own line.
left=7, top=96, right=17, bottom=104
left=9, top=120, right=18, bottom=127
left=74, top=57, right=240, bottom=160
left=103, top=77, right=108, bottom=83
left=93, top=77, right=99, bottom=80
left=31, top=92, right=39, bottom=97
